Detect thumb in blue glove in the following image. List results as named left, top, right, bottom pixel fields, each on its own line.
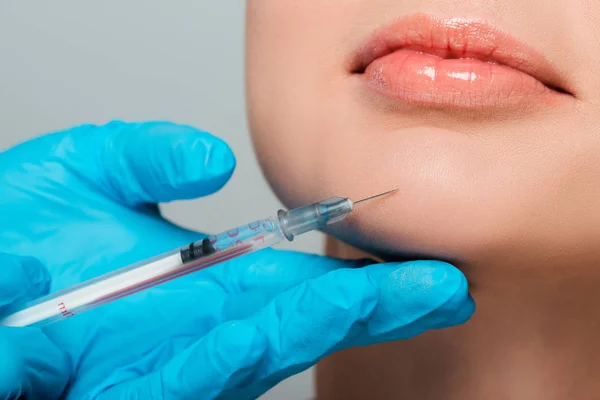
left=0, top=253, right=70, bottom=399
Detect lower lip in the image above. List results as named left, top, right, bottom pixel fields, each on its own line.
left=362, top=50, right=553, bottom=108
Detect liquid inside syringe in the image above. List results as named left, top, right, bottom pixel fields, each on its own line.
left=0, top=190, right=396, bottom=328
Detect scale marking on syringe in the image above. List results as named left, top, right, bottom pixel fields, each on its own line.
left=58, top=302, right=75, bottom=318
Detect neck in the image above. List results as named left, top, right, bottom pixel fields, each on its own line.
left=317, top=237, right=600, bottom=400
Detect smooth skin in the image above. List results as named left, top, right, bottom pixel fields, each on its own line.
left=245, top=0, right=600, bottom=399
left=0, top=121, right=473, bottom=399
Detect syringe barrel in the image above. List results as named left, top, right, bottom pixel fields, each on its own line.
left=277, top=196, right=353, bottom=240
left=0, top=196, right=356, bottom=328
left=0, top=217, right=286, bottom=328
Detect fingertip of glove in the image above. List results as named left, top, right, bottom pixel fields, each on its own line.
left=156, top=123, right=236, bottom=197
left=152, top=122, right=236, bottom=172
left=426, top=261, right=471, bottom=314
left=395, top=260, right=467, bottom=295
left=361, top=260, right=473, bottom=332
left=60, top=120, right=237, bottom=204
left=397, top=260, right=475, bottom=330
left=107, top=120, right=236, bottom=187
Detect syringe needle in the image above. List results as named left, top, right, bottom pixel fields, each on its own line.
left=354, top=189, right=399, bottom=205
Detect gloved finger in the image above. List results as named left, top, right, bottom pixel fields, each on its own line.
left=69, top=120, right=236, bottom=206
left=0, top=327, right=71, bottom=399
left=137, top=250, right=371, bottom=327
left=0, top=253, right=50, bottom=310
left=97, top=261, right=473, bottom=400
left=348, top=260, right=475, bottom=343
left=95, top=321, right=267, bottom=400
left=203, top=249, right=371, bottom=321
left=205, top=248, right=372, bottom=294
left=226, top=261, right=474, bottom=399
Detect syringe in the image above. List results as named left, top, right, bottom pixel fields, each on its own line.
left=0, top=190, right=397, bottom=328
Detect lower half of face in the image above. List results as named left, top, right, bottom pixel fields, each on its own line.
left=245, top=0, right=600, bottom=273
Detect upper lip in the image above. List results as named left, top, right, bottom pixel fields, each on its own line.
left=348, top=14, right=573, bottom=96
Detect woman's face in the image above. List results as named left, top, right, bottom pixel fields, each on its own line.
left=245, top=1, right=600, bottom=271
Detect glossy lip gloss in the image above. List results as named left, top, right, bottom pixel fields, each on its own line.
left=349, top=14, right=574, bottom=109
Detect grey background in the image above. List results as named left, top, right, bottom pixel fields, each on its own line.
left=0, top=2, right=324, bottom=399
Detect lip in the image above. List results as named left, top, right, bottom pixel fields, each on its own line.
left=349, top=14, right=574, bottom=108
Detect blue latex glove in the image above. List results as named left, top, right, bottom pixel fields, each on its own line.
left=0, top=121, right=475, bottom=399
left=0, top=253, right=70, bottom=399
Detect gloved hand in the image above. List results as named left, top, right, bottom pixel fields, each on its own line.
left=0, top=253, right=70, bottom=399
left=0, top=121, right=475, bottom=399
